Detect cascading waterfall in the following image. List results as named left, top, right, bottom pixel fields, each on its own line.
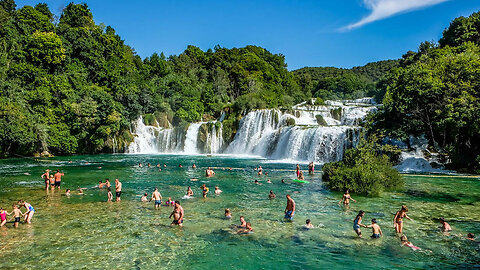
left=127, top=98, right=377, bottom=163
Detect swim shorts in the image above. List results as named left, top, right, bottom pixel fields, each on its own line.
left=14, top=217, right=20, bottom=222
left=55, top=181, right=61, bottom=187
left=173, top=219, right=183, bottom=224
left=285, top=210, right=294, bottom=220
left=371, top=234, right=380, bottom=238
left=155, top=200, right=162, bottom=206
left=116, top=191, right=122, bottom=198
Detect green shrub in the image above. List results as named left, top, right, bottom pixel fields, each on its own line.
left=315, top=115, right=328, bottom=126
left=314, top=98, right=325, bottom=105
left=286, top=118, right=296, bottom=126
left=322, top=138, right=403, bottom=196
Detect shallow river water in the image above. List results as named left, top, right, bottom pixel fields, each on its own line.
left=0, top=154, right=479, bottom=269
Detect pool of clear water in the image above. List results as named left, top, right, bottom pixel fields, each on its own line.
left=0, top=154, right=479, bottom=269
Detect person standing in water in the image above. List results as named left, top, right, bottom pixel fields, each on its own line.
left=0, top=208, right=7, bottom=227
left=298, top=171, right=305, bottom=180
left=17, top=200, right=34, bottom=224
left=9, top=204, right=23, bottom=228
left=186, top=186, right=194, bottom=196
left=339, top=189, right=356, bottom=206
left=115, top=179, right=122, bottom=201
left=295, top=164, right=300, bottom=178
left=258, top=166, right=263, bottom=176
left=200, top=184, right=209, bottom=198
left=41, top=169, right=50, bottom=190
left=308, top=162, right=315, bottom=175
left=393, top=205, right=413, bottom=234
left=151, top=188, right=162, bottom=209
left=107, top=188, right=113, bottom=202
left=284, top=194, right=296, bottom=221
left=353, top=210, right=366, bottom=237
left=192, top=164, right=197, bottom=169
left=169, top=201, right=184, bottom=227
left=54, top=169, right=64, bottom=190
left=269, top=190, right=276, bottom=199
left=238, top=216, right=247, bottom=228
left=105, top=179, right=111, bottom=188
left=366, top=219, right=382, bottom=238
left=439, top=217, right=452, bottom=232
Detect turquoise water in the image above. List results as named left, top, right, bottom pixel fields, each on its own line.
left=0, top=154, right=479, bottom=269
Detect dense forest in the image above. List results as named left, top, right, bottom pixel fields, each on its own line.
left=368, top=11, right=480, bottom=172
left=0, top=1, right=394, bottom=157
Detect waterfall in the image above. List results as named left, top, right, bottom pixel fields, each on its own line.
left=127, top=98, right=377, bottom=164
left=183, top=123, right=203, bottom=154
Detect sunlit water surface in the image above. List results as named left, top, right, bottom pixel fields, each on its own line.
left=0, top=154, right=479, bottom=269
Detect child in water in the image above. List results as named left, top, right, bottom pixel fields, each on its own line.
left=107, top=188, right=113, bottom=202
left=9, top=204, right=23, bottom=228
left=304, top=219, right=314, bottom=229
left=366, top=219, right=382, bottom=238
left=225, top=208, right=232, bottom=219
left=400, top=235, right=421, bottom=250
left=238, top=222, right=253, bottom=234
left=353, top=210, right=366, bottom=237
left=0, top=208, right=7, bottom=227
left=166, top=197, right=175, bottom=206
left=141, top=193, right=148, bottom=202
left=65, top=189, right=71, bottom=196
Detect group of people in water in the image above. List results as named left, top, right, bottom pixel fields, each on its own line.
left=2, top=162, right=477, bottom=246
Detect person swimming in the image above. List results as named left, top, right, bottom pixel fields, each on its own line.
left=267, top=179, right=272, bottom=183
left=339, top=189, right=356, bottom=205
left=65, top=189, right=71, bottom=196
left=269, top=190, right=276, bottom=199
left=467, top=233, right=475, bottom=241
left=192, top=164, right=197, bottom=169
left=304, top=219, right=314, bottom=229
left=353, top=210, right=366, bottom=237
left=186, top=186, right=194, bottom=196
left=440, top=217, right=452, bottom=232
left=393, top=205, right=413, bottom=234
left=238, top=216, right=247, bottom=228
left=141, top=193, right=148, bottom=202
left=366, top=219, right=382, bottom=238
left=254, top=180, right=260, bottom=185
left=214, top=186, right=222, bottom=195
left=238, top=222, right=253, bottom=234
left=400, top=235, right=421, bottom=250
left=225, top=208, right=232, bottom=219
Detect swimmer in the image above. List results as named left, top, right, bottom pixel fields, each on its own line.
left=281, top=179, right=286, bottom=184
left=393, top=205, right=412, bottom=234
left=214, top=186, right=222, bottom=195
left=179, top=164, right=183, bottom=168
left=192, top=164, right=197, bottom=169
left=164, top=163, right=167, bottom=168
left=65, top=189, right=71, bottom=196
left=141, top=193, right=148, bottom=202
left=151, top=188, right=162, bottom=209
left=186, top=186, right=194, bottom=196
left=41, top=169, right=50, bottom=190
left=205, top=167, right=215, bottom=177
left=17, top=200, right=34, bottom=224
left=353, top=210, right=366, bottom=237
left=147, top=163, right=151, bottom=168
left=200, top=184, right=209, bottom=198
left=169, top=201, right=184, bottom=227
left=254, top=180, right=260, bottom=185
left=267, top=179, right=272, bottom=183
left=138, top=163, right=143, bottom=167
left=9, top=204, right=23, bottom=228
left=54, top=169, right=64, bottom=190
left=238, top=222, right=253, bottom=234
left=156, top=164, right=160, bottom=168
left=107, top=188, right=113, bottom=202
left=239, top=216, right=247, bottom=228
left=366, top=219, right=382, bottom=238
left=400, top=235, right=421, bottom=250
left=0, top=208, right=7, bottom=227
left=467, top=233, right=475, bottom=241
left=284, top=194, right=296, bottom=221
left=304, top=219, right=314, bottom=229
left=225, top=208, right=232, bottom=219
left=439, top=217, right=452, bottom=232
left=115, top=179, right=122, bottom=201
left=49, top=175, right=55, bottom=190
left=166, top=197, right=175, bottom=206
left=98, top=181, right=104, bottom=189
left=77, top=188, right=86, bottom=195
left=339, top=189, right=356, bottom=205
left=269, top=190, right=276, bottom=199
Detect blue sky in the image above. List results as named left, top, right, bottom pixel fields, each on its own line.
left=20, top=0, right=480, bottom=70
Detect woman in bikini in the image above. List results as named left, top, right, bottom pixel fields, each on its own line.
left=339, top=189, right=356, bottom=205
left=393, top=205, right=413, bottom=233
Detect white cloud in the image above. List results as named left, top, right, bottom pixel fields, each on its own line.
left=343, top=0, right=448, bottom=31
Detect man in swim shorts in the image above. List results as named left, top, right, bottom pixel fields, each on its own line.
left=169, top=201, right=184, bottom=227
left=151, top=188, right=162, bottom=209
left=284, top=194, right=296, bottom=221
left=54, top=169, right=64, bottom=189
left=115, top=179, right=122, bottom=201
